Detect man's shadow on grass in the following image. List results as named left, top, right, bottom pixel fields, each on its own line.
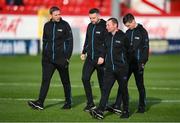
left=104, top=96, right=162, bottom=117
left=129, top=97, right=162, bottom=114
left=72, top=95, right=98, bottom=108
left=44, top=95, right=98, bottom=109
left=44, top=101, right=64, bottom=109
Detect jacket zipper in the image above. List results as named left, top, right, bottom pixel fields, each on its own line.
left=137, top=49, right=140, bottom=61
left=121, top=52, right=125, bottom=64
left=64, top=42, right=66, bottom=54
left=52, top=23, right=56, bottom=61
left=91, top=25, right=96, bottom=60
left=130, top=30, right=134, bottom=46
left=45, top=42, right=48, bottom=50
left=111, top=36, right=115, bottom=71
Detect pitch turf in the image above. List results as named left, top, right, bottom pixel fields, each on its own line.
left=0, top=54, right=180, bottom=122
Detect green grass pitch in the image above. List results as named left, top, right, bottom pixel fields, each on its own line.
left=0, top=54, right=180, bottom=122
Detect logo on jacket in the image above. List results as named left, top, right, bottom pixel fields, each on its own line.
left=134, top=36, right=140, bottom=40
left=96, top=31, right=101, bottom=34
left=57, top=29, right=63, bottom=32
left=115, top=40, right=121, bottom=44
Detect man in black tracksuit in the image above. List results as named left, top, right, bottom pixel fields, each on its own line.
left=81, top=8, right=106, bottom=112
left=123, top=13, right=149, bottom=113
left=28, top=6, right=73, bottom=110
left=90, top=18, right=130, bottom=119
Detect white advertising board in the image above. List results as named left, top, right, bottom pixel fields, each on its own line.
left=0, top=15, right=38, bottom=39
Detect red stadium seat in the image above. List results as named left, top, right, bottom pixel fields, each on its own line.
left=0, top=0, right=111, bottom=15
left=0, top=0, right=5, bottom=11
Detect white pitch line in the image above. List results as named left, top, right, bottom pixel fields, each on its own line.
left=0, top=98, right=64, bottom=101
left=0, top=98, right=180, bottom=103
left=0, top=83, right=84, bottom=88
left=0, top=82, right=180, bottom=91
left=147, top=100, right=180, bottom=103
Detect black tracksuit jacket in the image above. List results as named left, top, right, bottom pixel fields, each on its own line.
left=125, top=24, right=149, bottom=64
left=105, top=30, right=130, bottom=71
left=42, top=18, right=73, bottom=65
left=82, top=19, right=106, bottom=62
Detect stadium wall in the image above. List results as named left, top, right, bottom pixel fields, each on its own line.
left=0, top=14, right=109, bottom=55
left=1, top=14, right=180, bottom=55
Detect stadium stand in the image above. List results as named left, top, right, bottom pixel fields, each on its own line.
left=0, top=0, right=111, bottom=15
left=120, top=0, right=180, bottom=16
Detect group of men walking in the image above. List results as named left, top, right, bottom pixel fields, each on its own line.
left=27, top=6, right=149, bottom=120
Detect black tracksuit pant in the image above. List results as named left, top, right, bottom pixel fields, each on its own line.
left=128, top=61, right=146, bottom=107
left=38, top=61, right=71, bottom=104
left=82, top=57, right=104, bottom=105
left=98, top=69, right=129, bottom=112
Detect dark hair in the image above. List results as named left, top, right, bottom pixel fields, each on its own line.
left=89, top=8, right=100, bottom=14
left=49, top=6, right=60, bottom=14
left=107, top=18, right=118, bottom=27
left=123, top=13, right=135, bottom=24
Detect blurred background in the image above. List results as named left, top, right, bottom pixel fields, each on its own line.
left=0, top=0, right=180, bottom=55
left=0, top=1, right=180, bottom=121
